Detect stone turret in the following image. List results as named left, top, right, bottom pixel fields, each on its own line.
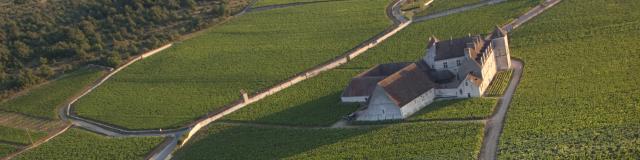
left=491, top=26, right=511, bottom=70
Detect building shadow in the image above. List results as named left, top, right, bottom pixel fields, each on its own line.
left=223, top=91, right=360, bottom=127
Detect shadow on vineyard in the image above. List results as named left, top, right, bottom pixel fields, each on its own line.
left=230, top=91, right=358, bottom=126
left=178, top=124, right=378, bottom=159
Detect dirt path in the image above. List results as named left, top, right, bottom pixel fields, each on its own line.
left=477, top=60, right=522, bottom=160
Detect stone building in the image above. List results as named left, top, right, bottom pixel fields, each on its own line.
left=341, top=27, right=511, bottom=121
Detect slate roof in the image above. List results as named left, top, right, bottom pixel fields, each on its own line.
left=342, top=77, right=385, bottom=97
left=377, top=63, right=436, bottom=107
left=434, top=35, right=485, bottom=60
left=342, top=63, right=409, bottom=98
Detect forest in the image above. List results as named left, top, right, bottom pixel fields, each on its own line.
left=0, top=0, right=244, bottom=95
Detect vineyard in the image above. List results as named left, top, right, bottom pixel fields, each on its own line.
left=409, top=98, right=496, bottom=121
left=73, top=0, right=391, bottom=130
left=253, top=0, right=339, bottom=7
left=220, top=0, right=536, bottom=126
left=415, top=0, right=482, bottom=16
left=174, top=122, right=484, bottom=159
left=0, top=126, right=47, bottom=145
left=0, top=143, right=16, bottom=158
left=341, top=0, right=537, bottom=69
left=498, top=0, right=640, bottom=158
left=0, top=68, right=104, bottom=119
left=222, top=69, right=362, bottom=126
left=484, top=69, right=513, bottom=97
left=14, top=128, right=163, bottom=160
left=175, top=1, right=538, bottom=159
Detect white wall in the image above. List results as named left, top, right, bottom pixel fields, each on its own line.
left=356, top=86, right=403, bottom=121
left=456, top=79, right=481, bottom=98
left=400, top=89, right=436, bottom=118
left=433, top=57, right=466, bottom=73
left=479, top=50, right=497, bottom=94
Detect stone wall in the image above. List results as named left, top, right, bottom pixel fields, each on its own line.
left=400, top=88, right=435, bottom=118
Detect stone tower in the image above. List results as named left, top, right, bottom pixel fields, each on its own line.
left=491, top=26, right=511, bottom=70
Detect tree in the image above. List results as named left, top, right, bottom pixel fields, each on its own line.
left=12, top=41, right=31, bottom=59
left=102, top=52, right=121, bottom=68
left=37, top=64, right=54, bottom=78
left=181, top=0, right=197, bottom=9
left=0, top=45, right=10, bottom=63
left=15, top=69, right=42, bottom=89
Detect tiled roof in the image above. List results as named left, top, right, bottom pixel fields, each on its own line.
left=378, top=63, right=436, bottom=107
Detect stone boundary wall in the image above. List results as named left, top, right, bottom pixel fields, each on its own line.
left=180, top=4, right=412, bottom=147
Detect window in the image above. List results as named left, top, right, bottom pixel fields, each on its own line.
left=459, top=89, right=463, bottom=94
left=443, top=62, right=448, bottom=68
left=465, top=81, right=468, bottom=86
left=456, top=60, right=462, bottom=66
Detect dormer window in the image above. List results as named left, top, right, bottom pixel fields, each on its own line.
left=456, top=60, right=462, bottom=66
left=443, top=62, right=448, bottom=68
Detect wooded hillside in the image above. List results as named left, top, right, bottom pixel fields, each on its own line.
left=0, top=0, right=247, bottom=93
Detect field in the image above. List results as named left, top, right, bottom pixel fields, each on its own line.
left=0, top=143, right=17, bottom=158
left=415, top=0, right=481, bottom=16
left=222, top=69, right=362, bottom=126
left=0, top=112, right=67, bottom=133
left=14, top=128, right=163, bottom=160
left=72, top=0, right=391, bottom=130
left=0, top=126, right=47, bottom=145
left=175, top=1, right=538, bottom=159
left=409, top=98, right=496, bottom=120
left=0, top=68, right=104, bottom=119
left=174, top=122, right=484, bottom=159
left=498, top=0, right=640, bottom=159
left=220, top=0, right=538, bottom=126
left=253, top=0, right=341, bottom=7
left=484, top=69, right=513, bottom=97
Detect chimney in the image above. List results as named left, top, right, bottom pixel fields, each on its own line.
left=240, top=90, right=249, bottom=103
